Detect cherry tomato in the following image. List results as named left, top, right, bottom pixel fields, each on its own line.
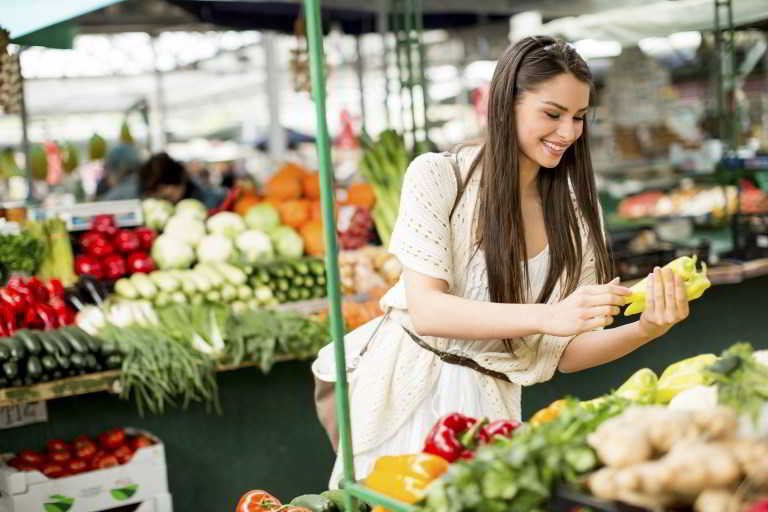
left=91, top=453, right=119, bottom=470
left=18, top=450, right=45, bottom=466
left=46, top=439, right=70, bottom=453
left=48, top=450, right=71, bottom=464
left=66, top=458, right=90, bottom=475
left=130, top=435, right=154, bottom=451
left=112, top=445, right=134, bottom=464
left=40, top=462, right=66, bottom=479
left=74, top=440, right=97, bottom=460
left=99, top=428, right=125, bottom=450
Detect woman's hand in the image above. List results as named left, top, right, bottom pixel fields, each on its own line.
left=542, top=278, right=631, bottom=337
left=637, top=266, right=689, bottom=340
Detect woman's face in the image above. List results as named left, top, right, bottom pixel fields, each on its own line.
left=515, top=72, right=590, bottom=169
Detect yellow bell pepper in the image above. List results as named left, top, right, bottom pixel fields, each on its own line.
left=364, top=454, right=449, bottom=504
left=624, top=255, right=711, bottom=316
left=530, top=399, right=568, bottom=426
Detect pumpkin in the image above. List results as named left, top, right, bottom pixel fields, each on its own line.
left=302, top=173, right=321, bottom=199
left=300, top=220, right=325, bottom=256
left=310, top=199, right=340, bottom=222
left=346, top=183, right=376, bottom=209
left=275, top=162, right=309, bottom=180
left=265, top=174, right=302, bottom=200
left=277, top=199, right=311, bottom=228
left=234, top=194, right=261, bottom=217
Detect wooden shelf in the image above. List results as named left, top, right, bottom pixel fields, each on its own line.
left=0, top=353, right=320, bottom=408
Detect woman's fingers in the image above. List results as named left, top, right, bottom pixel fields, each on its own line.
left=675, top=272, right=690, bottom=319
left=653, top=267, right=665, bottom=313
left=588, top=293, right=629, bottom=307
left=588, top=282, right=632, bottom=297
left=584, top=315, right=613, bottom=330
left=586, top=305, right=621, bottom=317
left=662, top=268, right=677, bottom=321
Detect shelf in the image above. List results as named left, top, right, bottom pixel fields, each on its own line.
left=0, top=354, right=318, bottom=408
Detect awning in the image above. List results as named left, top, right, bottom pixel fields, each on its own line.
left=538, top=0, right=768, bottom=45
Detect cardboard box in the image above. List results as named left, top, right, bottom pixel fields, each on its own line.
left=0, top=429, right=171, bottom=512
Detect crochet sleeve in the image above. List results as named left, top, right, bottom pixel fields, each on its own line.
left=389, top=153, right=458, bottom=290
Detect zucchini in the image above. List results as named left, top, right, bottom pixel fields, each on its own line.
left=288, top=289, right=300, bottom=302
left=26, top=356, right=43, bottom=381
left=54, top=352, right=71, bottom=370
left=84, top=354, right=100, bottom=371
left=36, top=331, right=59, bottom=355
left=49, top=332, right=72, bottom=356
left=76, top=329, right=102, bottom=353
left=105, top=354, right=123, bottom=370
left=100, top=341, right=118, bottom=356
left=0, top=340, right=10, bottom=361
left=70, top=353, right=87, bottom=369
left=58, top=329, right=88, bottom=354
left=2, top=360, right=19, bottom=379
left=3, top=337, right=25, bottom=361
left=15, top=331, right=42, bottom=355
left=41, top=355, right=58, bottom=372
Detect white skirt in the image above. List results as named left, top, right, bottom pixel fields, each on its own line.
left=311, top=313, right=521, bottom=488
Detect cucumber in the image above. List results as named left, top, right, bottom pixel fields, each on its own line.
left=277, top=279, right=289, bottom=291
left=71, top=328, right=101, bottom=353
left=313, top=286, right=326, bottom=298
left=54, top=352, right=71, bottom=370
left=41, top=355, right=58, bottom=372
left=276, top=291, right=287, bottom=303
left=70, top=353, right=87, bottom=369
left=304, top=276, right=315, bottom=288
left=84, top=353, right=100, bottom=371
left=58, top=330, right=88, bottom=354
left=316, top=275, right=326, bottom=286
left=26, top=356, right=43, bottom=381
left=3, top=337, right=25, bottom=361
left=36, top=332, right=59, bottom=355
left=0, top=341, right=10, bottom=361
left=2, top=360, right=19, bottom=379
left=282, top=265, right=295, bottom=279
left=105, top=354, right=123, bottom=370
left=294, top=261, right=310, bottom=275
left=292, top=276, right=304, bottom=287
left=100, top=341, right=117, bottom=356
left=299, top=288, right=311, bottom=300
left=49, top=332, right=72, bottom=356
left=14, top=331, right=42, bottom=355
left=309, top=260, right=325, bottom=275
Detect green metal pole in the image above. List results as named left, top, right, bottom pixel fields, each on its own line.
left=302, top=1, right=355, bottom=509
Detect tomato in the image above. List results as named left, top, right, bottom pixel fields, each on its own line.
left=74, top=440, right=97, bottom=460
left=7, top=456, right=37, bottom=472
left=18, top=450, right=45, bottom=466
left=91, top=453, right=119, bottom=470
left=73, top=435, right=93, bottom=444
left=130, top=435, right=154, bottom=451
left=40, top=462, right=66, bottom=479
left=112, top=445, right=134, bottom=465
left=48, top=450, right=71, bottom=464
left=99, top=428, right=125, bottom=450
left=66, top=458, right=89, bottom=475
left=46, top=439, right=70, bottom=453
left=236, top=490, right=282, bottom=512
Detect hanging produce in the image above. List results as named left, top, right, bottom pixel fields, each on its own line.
left=88, top=133, right=107, bottom=160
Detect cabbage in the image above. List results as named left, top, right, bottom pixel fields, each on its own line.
left=244, top=203, right=280, bottom=232
left=207, top=211, right=246, bottom=238
left=197, top=234, right=234, bottom=263
left=151, top=235, right=195, bottom=269
left=236, top=230, right=274, bottom=263
left=271, top=226, right=304, bottom=258
left=164, top=215, right=206, bottom=247
left=174, top=198, right=207, bottom=220
left=142, top=198, right=174, bottom=231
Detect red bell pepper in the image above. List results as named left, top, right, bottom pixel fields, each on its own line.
left=103, top=254, right=127, bottom=280
left=114, top=230, right=140, bottom=253
left=134, top=228, right=156, bottom=251
left=126, top=252, right=154, bottom=274
left=45, top=279, right=66, bottom=299
left=477, top=419, right=521, bottom=444
left=25, top=278, right=50, bottom=303
left=0, top=302, right=17, bottom=335
left=91, top=214, right=117, bottom=236
left=88, top=236, right=115, bottom=258
left=423, top=413, right=489, bottom=462
left=75, top=255, right=105, bottom=279
left=24, top=303, right=59, bottom=330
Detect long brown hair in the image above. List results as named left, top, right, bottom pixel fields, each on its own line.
left=464, top=36, right=612, bottom=333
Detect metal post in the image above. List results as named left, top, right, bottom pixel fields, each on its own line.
left=149, top=34, right=167, bottom=152
left=264, top=31, right=287, bottom=161
left=403, top=0, right=417, bottom=146
left=377, top=0, right=390, bottom=127
left=17, top=50, right=32, bottom=198
left=414, top=0, right=430, bottom=148
left=302, top=1, right=354, bottom=510
left=355, top=35, right=367, bottom=134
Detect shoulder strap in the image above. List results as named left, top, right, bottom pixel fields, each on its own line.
left=442, top=152, right=466, bottom=221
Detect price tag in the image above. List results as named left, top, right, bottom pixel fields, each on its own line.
left=0, top=402, right=48, bottom=430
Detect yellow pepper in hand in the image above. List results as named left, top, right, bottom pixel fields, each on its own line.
left=365, top=454, right=449, bottom=504
left=624, top=255, right=711, bottom=316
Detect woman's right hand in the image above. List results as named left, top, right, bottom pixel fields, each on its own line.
left=541, top=278, right=631, bottom=337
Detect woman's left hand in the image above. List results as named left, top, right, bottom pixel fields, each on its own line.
left=637, top=266, right=689, bottom=340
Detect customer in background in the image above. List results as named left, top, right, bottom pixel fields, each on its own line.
left=138, top=152, right=226, bottom=209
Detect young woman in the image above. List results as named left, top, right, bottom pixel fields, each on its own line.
left=313, top=35, right=691, bottom=486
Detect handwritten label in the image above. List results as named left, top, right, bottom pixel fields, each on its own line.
left=0, top=402, right=47, bottom=429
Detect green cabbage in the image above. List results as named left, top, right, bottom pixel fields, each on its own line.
left=174, top=198, right=207, bottom=220
left=164, top=215, right=206, bottom=247
left=206, top=212, right=246, bottom=238
left=236, top=230, right=274, bottom=263
left=271, top=226, right=304, bottom=258
left=244, top=203, right=280, bottom=232
left=151, top=235, right=195, bottom=269
left=197, top=234, right=235, bottom=263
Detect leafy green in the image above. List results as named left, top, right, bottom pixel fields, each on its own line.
left=0, top=231, right=42, bottom=276
left=419, top=397, right=629, bottom=512
left=704, top=342, right=768, bottom=421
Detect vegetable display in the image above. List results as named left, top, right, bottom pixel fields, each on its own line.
left=5, top=428, right=156, bottom=479
left=26, top=218, right=78, bottom=287
left=0, top=277, right=76, bottom=336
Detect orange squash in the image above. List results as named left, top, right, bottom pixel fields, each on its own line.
left=277, top=199, right=311, bottom=228
left=265, top=174, right=302, bottom=200
left=302, top=173, right=321, bottom=199
left=275, top=162, right=310, bottom=180
left=346, top=183, right=376, bottom=209
left=300, top=220, right=325, bottom=256
left=234, top=194, right=261, bottom=217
